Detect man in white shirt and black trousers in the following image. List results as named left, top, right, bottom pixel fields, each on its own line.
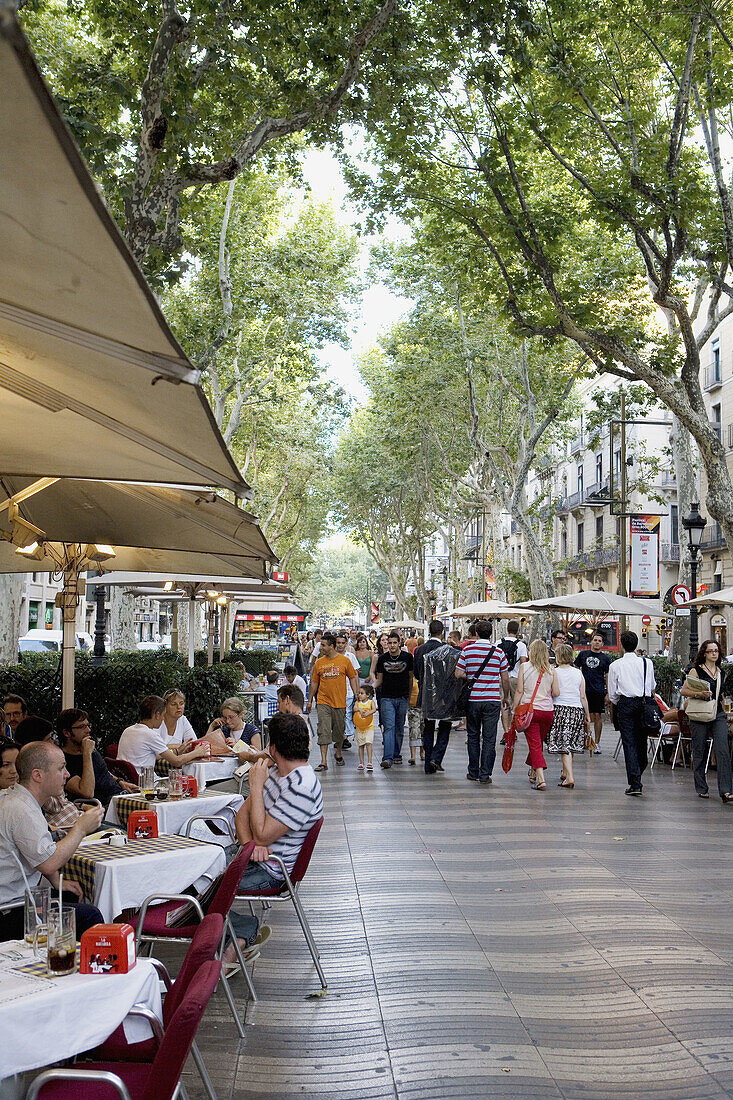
left=608, top=630, right=655, bottom=796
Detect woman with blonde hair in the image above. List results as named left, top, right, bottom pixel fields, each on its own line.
left=548, top=644, right=590, bottom=788
left=513, top=639, right=559, bottom=791
left=159, top=689, right=196, bottom=749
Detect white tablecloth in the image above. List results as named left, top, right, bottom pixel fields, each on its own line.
left=75, top=839, right=226, bottom=922
left=106, top=790, right=243, bottom=834
left=0, top=942, right=162, bottom=1079
left=183, top=755, right=239, bottom=789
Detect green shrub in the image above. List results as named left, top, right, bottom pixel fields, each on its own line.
left=0, top=650, right=240, bottom=751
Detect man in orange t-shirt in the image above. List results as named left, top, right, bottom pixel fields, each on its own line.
left=307, top=631, right=359, bottom=772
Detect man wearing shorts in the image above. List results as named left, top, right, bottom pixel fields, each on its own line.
left=575, top=632, right=611, bottom=750
left=307, top=632, right=359, bottom=772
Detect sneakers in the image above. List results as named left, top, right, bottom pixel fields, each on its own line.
left=393, top=756, right=403, bottom=765
left=342, top=738, right=352, bottom=749
left=466, top=773, right=479, bottom=782
left=625, top=786, right=643, bottom=796
left=381, top=760, right=392, bottom=769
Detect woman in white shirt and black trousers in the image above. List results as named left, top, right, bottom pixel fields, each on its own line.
left=681, top=640, right=733, bottom=803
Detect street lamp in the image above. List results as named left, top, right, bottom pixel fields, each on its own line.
left=682, top=502, right=707, bottom=660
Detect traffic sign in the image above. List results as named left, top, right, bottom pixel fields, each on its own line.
left=670, top=584, right=692, bottom=606
left=641, top=615, right=652, bottom=626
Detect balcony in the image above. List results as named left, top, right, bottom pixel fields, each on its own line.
left=570, top=433, right=584, bottom=455
left=656, top=470, right=677, bottom=487
left=705, top=363, right=723, bottom=390
left=567, top=490, right=583, bottom=511
left=700, top=529, right=727, bottom=551
left=565, top=546, right=622, bottom=573
left=660, top=542, right=680, bottom=563
left=582, top=480, right=610, bottom=505
left=510, top=520, right=520, bottom=535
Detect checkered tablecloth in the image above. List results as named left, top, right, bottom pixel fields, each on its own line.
left=107, top=790, right=243, bottom=839
left=113, top=795, right=153, bottom=826
left=65, top=835, right=218, bottom=912
left=15, top=948, right=81, bottom=978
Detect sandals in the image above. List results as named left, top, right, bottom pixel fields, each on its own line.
left=534, top=781, right=546, bottom=791
left=558, top=779, right=575, bottom=789
left=357, top=763, right=364, bottom=771
left=366, top=763, right=373, bottom=772
left=315, top=763, right=328, bottom=772
left=528, top=769, right=536, bottom=784
left=335, top=756, right=345, bottom=766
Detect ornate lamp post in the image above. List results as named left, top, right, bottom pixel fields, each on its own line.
left=682, top=502, right=707, bottom=660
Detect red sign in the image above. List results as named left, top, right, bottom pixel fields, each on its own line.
left=272, top=571, right=290, bottom=583
left=370, top=602, right=380, bottom=624
left=697, top=584, right=708, bottom=596
left=671, top=584, right=692, bottom=606
left=642, top=615, right=652, bottom=626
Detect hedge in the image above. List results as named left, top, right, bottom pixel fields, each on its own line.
left=0, top=648, right=274, bottom=751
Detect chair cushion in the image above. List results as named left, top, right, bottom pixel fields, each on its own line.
left=127, top=899, right=199, bottom=939
left=236, top=885, right=286, bottom=899
left=30, top=1062, right=150, bottom=1099
left=88, top=1025, right=157, bottom=1063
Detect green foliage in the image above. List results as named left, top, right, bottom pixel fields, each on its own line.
left=495, top=567, right=531, bottom=603
left=0, top=651, right=242, bottom=751
left=297, top=543, right=389, bottom=618
left=650, top=657, right=685, bottom=703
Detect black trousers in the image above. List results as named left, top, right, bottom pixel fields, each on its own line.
left=423, top=719, right=452, bottom=772
left=617, top=696, right=647, bottom=789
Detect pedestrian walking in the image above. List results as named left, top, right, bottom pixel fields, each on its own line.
left=548, top=644, right=590, bottom=788
left=354, top=633, right=374, bottom=685
left=336, top=633, right=361, bottom=750
left=455, top=620, right=510, bottom=784
left=574, top=632, right=611, bottom=752
left=415, top=620, right=462, bottom=774
left=375, top=631, right=414, bottom=768
left=513, top=639, right=557, bottom=792
left=681, top=639, right=733, bottom=803
left=607, top=630, right=654, bottom=796
left=353, top=685, right=377, bottom=773
left=370, top=632, right=389, bottom=730
left=307, top=631, right=360, bottom=772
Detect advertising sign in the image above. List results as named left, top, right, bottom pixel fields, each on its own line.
left=370, top=602, right=380, bottom=624
left=629, top=515, right=660, bottom=597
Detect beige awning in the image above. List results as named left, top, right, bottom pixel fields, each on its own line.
left=448, top=600, right=538, bottom=618
left=0, top=13, right=246, bottom=492
left=95, top=573, right=293, bottom=598
left=0, top=478, right=275, bottom=579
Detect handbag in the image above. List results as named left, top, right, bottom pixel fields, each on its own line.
left=684, top=668, right=718, bottom=722
left=641, top=658, right=663, bottom=733
left=457, top=646, right=496, bottom=715
left=512, top=670, right=543, bottom=731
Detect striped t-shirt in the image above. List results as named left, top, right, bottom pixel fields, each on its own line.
left=456, top=642, right=509, bottom=702
left=263, top=764, right=323, bottom=879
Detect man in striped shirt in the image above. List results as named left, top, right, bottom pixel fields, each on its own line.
left=227, top=712, right=323, bottom=962
left=455, top=620, right=510, bottom=784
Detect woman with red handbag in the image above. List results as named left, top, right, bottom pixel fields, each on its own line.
left=512, top=640, right=558, bottom=791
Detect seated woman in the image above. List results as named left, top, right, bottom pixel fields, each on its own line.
left=205, top=697, right=268, bottom=764
left=159, top=689, right=197, bottom=753
left=0, top=738, right=19, bottom=791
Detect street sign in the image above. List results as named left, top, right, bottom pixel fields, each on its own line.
left=698, top=583, right=708, bottom=596
left=641, top=615, right=652, bottom=626
left=670, top=584, right=692, bottom=606
left=272, top=570, right=290, bottom=583
left=675, top=608, right=691, bottom=617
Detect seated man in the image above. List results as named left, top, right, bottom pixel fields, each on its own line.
left=0, top=739, right=19, bottom=791
left=283, top=665, right=307, bottom=700
left=264, top=671, right=280, bottom=706
left=226, top=712, right=323, bottom=961
left=0, top=741, right=104, bottom=940
left=277, top=684, right=305, bottom=715
left=118, top=696, right=209, bottom=774
left=2, top=694, right=26, bottom=738
left=58, top=709, right=138, bottom=807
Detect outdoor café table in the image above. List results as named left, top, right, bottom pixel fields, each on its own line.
left=65, top=835, right=226, bottom=922
left=238, top=689, right=266, bottom=724
left=182, top=753, right=239, bottom=790
left=0, top=940, right=162, bottom=1083
left=106, top=789, right=244, bottom=834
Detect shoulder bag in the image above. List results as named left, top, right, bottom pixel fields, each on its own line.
left=684, top=668, right=718, bottom=723
left=640, top=658, right=664, bottom=733
left=457, top=646, right=496, bottom=716
left=513, top=670, right=543, bottom=732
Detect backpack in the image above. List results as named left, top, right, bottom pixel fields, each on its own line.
left=499, top=637, right=518, bottom=669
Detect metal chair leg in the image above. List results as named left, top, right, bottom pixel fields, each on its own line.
left=191, top=1040, right=218, bottom=1100
left=671, top=731, right=682, bottom=769
left=227, top=914, right=258, bottom=1003
left=289, top=890, right=327, bottom=991
left=649, top=735, right=662, bottom=769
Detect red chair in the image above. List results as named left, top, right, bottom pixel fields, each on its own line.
left=236, top=817, right=326, bottom=991
left=129, top=841, right=256, bottom=1038
left=26, top=959, right=221, bottom=1100
left=105, top=756, right=139, bottom=785
left=90, top=913, right=223, bottom=1100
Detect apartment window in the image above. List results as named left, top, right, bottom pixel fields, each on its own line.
left=561, top=528, right=568, bottom=557
left=28, top=601, right=39, bottom=629
left=614, top=449, right=621, bottom=476
left=670, top=504, right=679, bottom=546
left=596, top=515, right=603, bottom=544
left=595, top=453, right=602, bottom=484
left=577, top=521, right=584, bottom=553
left=713, top=403, right=722, bottom=442
left=713, top=339, right=721, bottom=379
left=577, top=464, right=584, bottom=495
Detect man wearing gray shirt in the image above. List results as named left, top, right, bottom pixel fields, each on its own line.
left=0, top=741, right=104, bottom=940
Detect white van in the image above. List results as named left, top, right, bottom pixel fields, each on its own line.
left=19, top=629, right=94, bottom=655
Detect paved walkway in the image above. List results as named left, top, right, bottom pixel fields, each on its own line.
left=183, top=727, right=733, bottom=1099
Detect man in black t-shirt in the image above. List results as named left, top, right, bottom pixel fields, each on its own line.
left=375, top=632, right=414, bottom=768
left=57, top=709, right=138, bottom=807
left=574, top=633, right=611, bottom=750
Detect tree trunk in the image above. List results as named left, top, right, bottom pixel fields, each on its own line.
left=0, top=575, right=23, bottom=664
left=110, top=589, right=137, bottom=651
left=175, top=602, right=189, bottom=657
left=669, top=416, right=694, bottom=662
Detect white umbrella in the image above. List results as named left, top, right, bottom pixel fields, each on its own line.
left=381, top=619, right=427, bottom=631
left=449, top=600, right=538, bottom=618
left=682, top=587, right=733, bottom=607
left=518, top=591, right=665, bottom=617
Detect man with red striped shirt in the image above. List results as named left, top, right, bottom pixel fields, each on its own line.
left=455, top=620, right=510, bottom=784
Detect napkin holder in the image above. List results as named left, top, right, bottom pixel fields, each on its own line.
left=127, top=810, right=159, bottom=839
left=80, top=923, right=136, bottom=974
left=183, top=774, right=197, bottom=797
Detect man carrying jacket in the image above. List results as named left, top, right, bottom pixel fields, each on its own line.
left=414, top=620, right=462, bottom=775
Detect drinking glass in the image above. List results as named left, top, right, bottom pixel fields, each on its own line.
left=24, top=883, right=50, bottom=947
left=170, top=772, right=183, bottom=800
left=724, top=696, right=732, bottom=714
left=46, top=906, right=77, bottom=977
left=140, top=767, right=156, bottom=798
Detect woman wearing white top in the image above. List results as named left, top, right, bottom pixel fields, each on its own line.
left=159, top=689, right=196, bottom=750
left=513, top=639, right=559, bottom=791
left=548, top=645, right=591, bottom=788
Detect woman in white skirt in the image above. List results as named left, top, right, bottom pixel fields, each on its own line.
left=548, top=644, right=591, bottom=788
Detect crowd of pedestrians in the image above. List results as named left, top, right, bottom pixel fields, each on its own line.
left=302, top=620, right=733, bottom=803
